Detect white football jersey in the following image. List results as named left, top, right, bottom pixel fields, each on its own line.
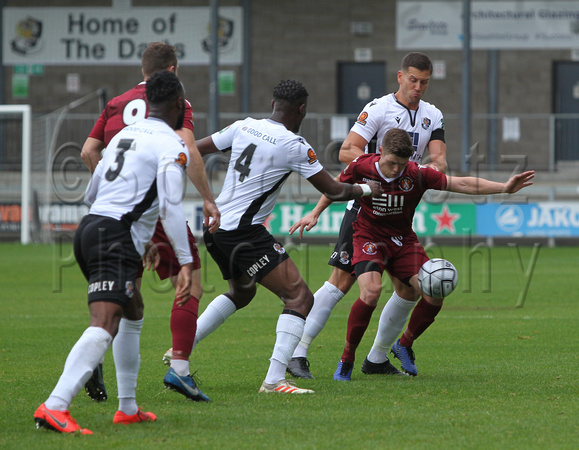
left=85, top=117, right=192, bottom=264
left=350, top=93, right=444, bottom=162
left=212, top=118, right=324, bottom=231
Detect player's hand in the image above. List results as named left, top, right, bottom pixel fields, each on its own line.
left=174, top=263, right=193, bottom=305
left=289, top=211, right=320, bottom=239
left=203, top=199, right=221, bottom=234
left=504, top=170, right=535, bottom=194
left=143, top=241, right=160, bottom=270
left=367, top=180, right=384, bottom=197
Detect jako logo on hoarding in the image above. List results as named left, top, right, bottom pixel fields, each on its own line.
left=496, top=205, right=524, bottom=232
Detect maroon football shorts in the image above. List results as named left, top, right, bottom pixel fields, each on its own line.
left=138, top=218, right=201, bottom=279
left=352, top=232, right=429, bottom=284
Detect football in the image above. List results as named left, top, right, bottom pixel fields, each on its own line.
left=418, top=258, right=458, bottom=298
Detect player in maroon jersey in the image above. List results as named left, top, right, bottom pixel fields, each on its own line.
left=80, top=42, right=219, bottom=402
left=329, top=128, right=534, bottom=379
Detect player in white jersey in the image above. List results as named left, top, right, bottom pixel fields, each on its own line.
left=34, top=71, right=192, bottom=433
left=193, top=80, right=383, bottom=394
left=286, top=52, right=448, bottom=379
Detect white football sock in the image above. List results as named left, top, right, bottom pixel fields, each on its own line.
left=113, top=318, right=143, bottom=415
left=367, top=292, right=418, bottom=364
left=292, top=282, right=344, bottom=358
left=170, top=359, right=190, bottom=376
left=46, top=326, right=113, bottom=411
left=265, top=313, right=305, bottom=385
left=193, top=294, right=237, bottom=348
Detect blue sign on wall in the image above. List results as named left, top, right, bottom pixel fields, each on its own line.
left=477, top=203, right=579, bottom=237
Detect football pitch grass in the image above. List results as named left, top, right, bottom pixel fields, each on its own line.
left=0, top=241, right=577, bottom=449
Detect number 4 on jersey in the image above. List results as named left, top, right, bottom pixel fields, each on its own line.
left=234, top=144, right=256, bottom=182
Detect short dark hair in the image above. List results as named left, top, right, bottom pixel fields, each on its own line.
left=146, top=70, right=183, bottom=105
left=382, top=128, right=414, bottom=158
left=142, top=42, right=178, bottom=77
left=401, top=52, right=433, bottom=74
left=272, top=80, right=309, bottom=105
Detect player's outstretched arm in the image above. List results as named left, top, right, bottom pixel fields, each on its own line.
left=81, top=137, right=105, bottom=174
left=288, top=175, right=340, bottom=237
left=307, top=169, right=383, bottom=201
left=445, top=170, right=535, bottom=195
left=178, top=128, right=221, bottom=233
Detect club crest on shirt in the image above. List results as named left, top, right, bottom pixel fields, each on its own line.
left=175, top=152, right=188, bottom=168
left=273, top=242, right=286, bottom=254
left=356, top=111, right=368, bottom=126
left=421, top=117, right=431, bottom=130
left=307, top=148, right=318, bottom=164
left=399, top=176, right=413, bottom=192
left=362, top=242, right=378, bottom=255
left=125, top=281, right=134, bottom=298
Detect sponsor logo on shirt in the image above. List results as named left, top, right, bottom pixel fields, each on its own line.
left=356, top=111, right=368, bottom=126
left=307, top=148, right=318, bottom=165
left=362, top=242, right=378, bottom=255
left=175, top=152, right=188, bottom=168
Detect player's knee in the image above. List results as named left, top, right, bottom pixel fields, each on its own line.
left=329, top=268, right=355, bottom=293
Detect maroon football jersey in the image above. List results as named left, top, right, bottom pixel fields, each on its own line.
left=89, top=82, right=194, bottom=146
left=340, top=154, right=447, bottom=238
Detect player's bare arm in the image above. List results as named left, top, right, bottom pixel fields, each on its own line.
left=194, top=135, right=220, bottom=156
left=339, top=131, right=368, bottom=164
left=80, top=137, right=106, bottom=174
left=289, top=174, right=340, bottom=238
left=177, top=128, right=221, bottom=233
left=289, top=132, right=368, bottom=237
left=307, top=169, right=383, bottom=201
left=423, top=139, right=448, bottom=173
left=445, top=171, right=535, bottom=195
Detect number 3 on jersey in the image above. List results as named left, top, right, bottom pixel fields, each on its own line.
left=106, top=139, right=135, bottom=181
left=234, top=144, right=256, bottom=182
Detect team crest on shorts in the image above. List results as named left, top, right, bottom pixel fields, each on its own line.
left=273, top=243, right=286, bottom=254
left=339, top=251, right=350, bottom=265
left=422, top=117, right=431, bottom=130
left=125, top=281, right=134, bottom=298
left=362, top=242, right=378, bottom=255
left=399, top=176, right=413, bottom=192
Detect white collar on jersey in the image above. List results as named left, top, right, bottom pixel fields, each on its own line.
left=374, top=161, right=407, bottom=183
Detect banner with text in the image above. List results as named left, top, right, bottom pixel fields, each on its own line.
left=3, top=7, right=243, bottom=65
left=5, top=201, right=579, bottom=240
left=397, top=1, right=579, bottom=49
left=267, top=202, right=477, bottom=238
left=477, top=202, right=579, bottom=237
